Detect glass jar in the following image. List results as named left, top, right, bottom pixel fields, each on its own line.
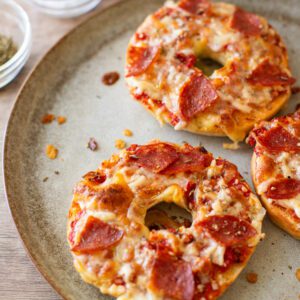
left=0, top=0, right=32, bottom=88
left=26, top=0, right=102, bottom=18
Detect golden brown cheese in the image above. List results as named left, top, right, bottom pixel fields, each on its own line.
left=125, top=0, right=294, bottom=141
left=68, top=140, right=265, bottom=299
left=248, top=110, right=300, bottom=239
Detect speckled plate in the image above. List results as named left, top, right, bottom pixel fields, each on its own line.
left=3, top=0, right=300, bottom=299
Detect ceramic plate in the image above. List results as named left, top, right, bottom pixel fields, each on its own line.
left=3, top=0, right=300, bottom=299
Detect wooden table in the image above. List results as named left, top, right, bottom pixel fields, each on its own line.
left=0, top=1, right=115, bottom=299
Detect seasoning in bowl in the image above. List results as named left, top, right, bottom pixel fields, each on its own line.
left=0, top=34, right=17, bottom=66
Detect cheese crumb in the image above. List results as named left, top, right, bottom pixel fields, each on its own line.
left=57, top=116, right=67, bottom=124
left=223, top=141, right=240, bottom=150
left=41, top=114, right=55, bottom=124
left=246, top=272, right=258, bottom=284
left=115, top=139, right=126, bottom=150
left=123, top=129, right=133, bottom=137
left=46, top=144, right=58, bottom=159
left=296, top=268, right=300, bottom=281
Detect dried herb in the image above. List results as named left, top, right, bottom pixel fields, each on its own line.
left=0, top=34, right=17, bottom=66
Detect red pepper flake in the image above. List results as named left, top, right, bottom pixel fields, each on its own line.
left=41, top=114, right=55, bottom=124
left=87, top=138, right=98, bottom=151
left=102, top=72, right=120, bottom=85
left=246, top=272, right=258, bottom=284
left=83, top=171, right=106, bottom=184
left=113, top=277, right=125, bottom=286
left=135, top=32, right=148, bottom=40
left=175, top=53, right=196, bottom=68
left=292, top=86, right=300, bottom=95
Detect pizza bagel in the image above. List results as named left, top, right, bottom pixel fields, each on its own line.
left=125, top=0, right=295, bottom=141
left=68, top=141, right=265, bottom=299
left=248, top=110, right=300, bottom=239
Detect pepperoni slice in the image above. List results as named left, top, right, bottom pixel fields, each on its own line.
left=126, top=45, right=159, bottom=77
left=248, top=60, right=296, bottom=86
left=71, top=216, right=123, bottom=253
left=231, top=7, right=261, bottom=36
left=179, top=73, right=218, bottom=120
left=256, top=126, right=300, bottom=152
left=198, top=215, right=257, bottom=246
left=162, top=145, right=212, bottom=174
left=265, top=178, right=300, bottom=199
left=150, top=252, right=195, bottom=300
left=129, top=143, right=179, bottom=173
left=178, top=0, right=210, bottom=15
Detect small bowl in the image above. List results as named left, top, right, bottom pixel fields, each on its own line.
left=0, top=0, right=32, bottom=89
left=26, top=0, right=102, bottom=18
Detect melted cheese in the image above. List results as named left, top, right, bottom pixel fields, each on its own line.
left=126, top=0, right=289, bottom=141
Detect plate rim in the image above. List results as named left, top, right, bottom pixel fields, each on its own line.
left=2, top=0, right=129, bottom=299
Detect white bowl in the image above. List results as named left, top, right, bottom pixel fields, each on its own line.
left=0, top=0, right=32, bottom=89
left=26, top=0, right=102, bottom=18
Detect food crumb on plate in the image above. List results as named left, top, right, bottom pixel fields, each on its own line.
left=57, top=116, right=67, bottom=124
left=246, top=272, right=258, bottom=284
left=87, top=138, right=98, bottom=151
left=41, top=114, right=55, bottom=124
left=123, top=129, right=133, bottom=137
left=46, top=144, right=58, bottom=159
left=115, top=139, right=126, bottom=149
left=296, top=268, right=300, bottom=281
left=102, top=71, right=120, bottom=85
left=292, top=86, right=300, bottom=95
left=223, top=141, right=240, bottom=150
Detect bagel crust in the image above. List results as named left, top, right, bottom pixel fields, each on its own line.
left=67, top=141, right=265, bottom=300
left=125, top=0, right=294, bottom=141
left=248, top=110, right=300, bottom=239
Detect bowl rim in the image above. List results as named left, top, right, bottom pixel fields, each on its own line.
left=0, top=0, right=32, bottom=72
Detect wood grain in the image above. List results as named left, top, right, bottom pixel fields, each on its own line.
left=0, top=1, right=115, bottom=299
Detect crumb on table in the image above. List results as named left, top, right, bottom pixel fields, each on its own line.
left=57, top=116, right=67, bottom=124
left=41, top=114, right=55, bottom=124
left=115, top=139, right=126, bottom=150
left=46, top=144, right=58, bottom=159
left=246, top=272, right=258, bottom=284
left=123, top=129, right=133, bottom=137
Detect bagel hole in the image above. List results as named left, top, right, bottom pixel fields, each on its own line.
left=195, top=56, right=223, bottom=76
left=145, top=202, right=192, bottom=231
